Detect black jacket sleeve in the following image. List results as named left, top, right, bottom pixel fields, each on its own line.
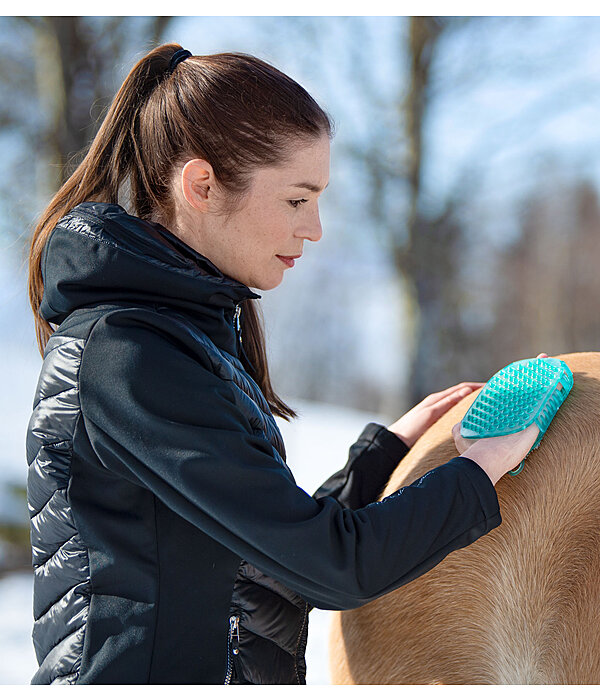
left=312, top=423, right=410, bottom=509
left=79, top=310, right=502, bottom=611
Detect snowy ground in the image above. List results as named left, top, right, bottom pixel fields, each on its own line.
left=0, top=572, right=37, bottom=684
left=0, top=341, right=389, bottom=684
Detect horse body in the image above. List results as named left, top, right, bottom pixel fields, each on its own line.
left=329, top=352, right=600, bottom=684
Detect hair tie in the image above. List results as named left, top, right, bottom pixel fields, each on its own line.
left=169, top=48, right=192, bottom=73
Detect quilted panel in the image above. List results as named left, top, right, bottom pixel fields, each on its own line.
left=26, top=332, right=90, bottom=683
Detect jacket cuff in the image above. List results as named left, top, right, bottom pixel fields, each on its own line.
left=311, top=422, right=411, bottom=509
left=340, top=422, right=411, bottom=505
left=359, top=422, right=411, bottom=467
left=442, top=456, right=501, bottom=523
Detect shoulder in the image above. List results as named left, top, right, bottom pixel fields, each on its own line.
left=79, top=306, right=231, bottom=403
left=83, top=305, right=216, bottom=368
left=78, top=305, right=251, bottom=437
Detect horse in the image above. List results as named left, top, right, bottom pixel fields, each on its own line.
left=329, top=352, right=600, bottom=684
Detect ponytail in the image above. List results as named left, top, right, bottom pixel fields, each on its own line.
left=28, top=43, right=334, bottom=421
left=28, top=44, right=174, bottom=355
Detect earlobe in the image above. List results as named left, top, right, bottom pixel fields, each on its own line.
left=181, top=159, right=213, bottom=212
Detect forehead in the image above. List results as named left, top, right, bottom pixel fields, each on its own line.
left=256, top=136, right=330, bottom=189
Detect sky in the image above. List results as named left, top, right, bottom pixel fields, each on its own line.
left=16, top=2, right=600, bottom=14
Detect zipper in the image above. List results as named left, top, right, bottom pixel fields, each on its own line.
left=223, top=614, right=240, bottom=684
left=233, top=303, right=242, bottom=337
left=233, top=302, right=257, bottom=372
left=233, top=303, right=242, bottom=351
left=294, top=602, right=310, bottom=684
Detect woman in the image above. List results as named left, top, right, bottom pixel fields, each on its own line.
left=26, top=44, right=541, bottom=685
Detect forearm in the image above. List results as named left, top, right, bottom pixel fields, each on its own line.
left=312, top=423, right=410, bottom=509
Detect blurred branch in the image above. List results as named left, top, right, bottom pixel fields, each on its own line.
left=401, top=16, right=446, bottom=273
left=14, top=15, right=44, bottom=31
left=0, top=16, right=177, bottom=244
left=149, top=16, right=173, bottom=46
left=446, top=74, right=600, bottom=210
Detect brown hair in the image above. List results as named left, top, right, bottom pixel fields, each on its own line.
left=27, top=43, right=334, bottom=420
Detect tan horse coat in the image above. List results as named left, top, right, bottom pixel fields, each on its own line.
left=329, top=352, right=600, bottom=684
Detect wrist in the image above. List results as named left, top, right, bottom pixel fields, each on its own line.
left=461, top=444, right=502, bottom=486
left=386, top=424, right=415, bottom=449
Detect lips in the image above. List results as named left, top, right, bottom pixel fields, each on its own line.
left=276, top=255, right=299, bottom=268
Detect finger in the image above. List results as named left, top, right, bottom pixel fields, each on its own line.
left=421, top=382, right=483, bottom=410
left=536, top=353, right=549, bottom=358
left=420, top=382, right=484, bottom=406
left=429, top=386, right=478, bottom=415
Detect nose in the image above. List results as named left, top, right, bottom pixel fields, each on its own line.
left=298, top=208, right=323, bottom=243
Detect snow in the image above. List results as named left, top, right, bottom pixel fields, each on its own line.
left=275, top=400, right=391, bottom=685
left=0, top=572, right=36, bottom=684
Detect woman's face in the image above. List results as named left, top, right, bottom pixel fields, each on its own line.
left=176, top=134, right=330, bottom=290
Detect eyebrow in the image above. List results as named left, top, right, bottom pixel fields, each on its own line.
left=290, top=181, right=329, bottom=193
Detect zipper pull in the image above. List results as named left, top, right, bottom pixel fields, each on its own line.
left=229, top=614, right=240, bottom=655
left=233, top=304, right=243, bottom=343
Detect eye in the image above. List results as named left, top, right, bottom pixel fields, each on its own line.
left=288, top=199, right=308, bottom=209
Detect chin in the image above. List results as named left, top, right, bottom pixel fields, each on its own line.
left=257, top=279, right=284, bottom=291
left=251, top=271, right=285, bottom=291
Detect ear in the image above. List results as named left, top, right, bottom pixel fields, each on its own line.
left=180, top=159, right=216, bottom=212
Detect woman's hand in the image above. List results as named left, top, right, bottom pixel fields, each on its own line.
left=451, top=352, right=550, bottom=485
left=451, top=421, right=540, bottom=485
left=387, top=381, right=485, bottom=448
left=387, top=352, right=550, bottom=454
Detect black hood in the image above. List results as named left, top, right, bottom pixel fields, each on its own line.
left=40, top=201, right=261, bottom=354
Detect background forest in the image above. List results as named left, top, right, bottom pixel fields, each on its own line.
left=1, top=15, right=599, bottom=682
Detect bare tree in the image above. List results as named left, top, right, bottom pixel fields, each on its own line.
left=492, top=174, right=600, bottom=365
left=0, top=16, right=174, bottom=248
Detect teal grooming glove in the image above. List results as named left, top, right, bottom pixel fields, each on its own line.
left=460, top=357, right=573, bottom=475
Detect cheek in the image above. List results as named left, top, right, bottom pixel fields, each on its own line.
left=260, top=221, right=288, bottom=253
left=236, top=204, right=290, bottom=261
